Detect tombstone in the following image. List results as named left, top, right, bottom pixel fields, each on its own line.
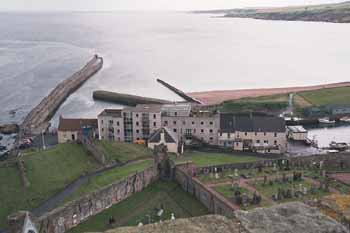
left=303, top=187, right=308, bottom=195
left=263, top=175, right=268, bottom=186
left=215, top=172, right=220, bottom=179
left=234, top=168, right=239, bottom=177
left=273, top=163, right=277, bottom=171
left=282, top=173, right=288, bottom=183
left=242, top=193, right=249, bottom=207
left=171, top=213, right=176, bottom=221
left=298, top=184, right=303, bottom=193
left=286, top=189, right=292, bottom=199
left=319, top=161, right=324, bottom=170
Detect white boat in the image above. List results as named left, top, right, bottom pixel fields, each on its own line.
left=318, top=117, right=336, bottom=124
left=340, top=116, right=350, bottom=123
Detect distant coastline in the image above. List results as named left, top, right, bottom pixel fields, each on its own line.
left=194, top=1, right=350, bottom=23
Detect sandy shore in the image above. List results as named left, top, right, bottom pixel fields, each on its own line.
left=187, top=82, right=350, bottom=105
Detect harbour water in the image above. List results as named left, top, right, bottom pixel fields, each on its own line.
left=0, top=12, right=349, bottom=137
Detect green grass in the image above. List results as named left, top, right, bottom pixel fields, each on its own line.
left=96, top=141, right=153, bottom=163
left=298, top=86, right=350, bottom=106
left=173, top=151, right=262, bottom=167
left=220, top=94, right=288, bottom=113
left=0, top=143, right=99, bottom=228
left=67, top=181, right=209, bottom=233
left=65, top=160, right=153, bottom=202
left=213, top=184, right=249, bottom=198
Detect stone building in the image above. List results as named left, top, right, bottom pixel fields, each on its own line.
left=218, top=114, right=287, bottom=154
left=148, top=127, right=181, bottom=154
left=287, top=125, right=308, bottom=141
left=57, top=117, right=98, bottom=143
left=98, top=105, right=162, bottom=143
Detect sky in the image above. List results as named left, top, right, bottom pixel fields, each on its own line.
left=0, top=0, right=345, bottom=12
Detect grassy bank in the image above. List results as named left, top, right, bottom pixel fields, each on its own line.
left=220, top=94, right=288, bottom=113
left=173, top=151, right=262, bottom=167
left=64, top=160, right=153, bottom=203
left=297, top=86, right=350, bottom=106
left=96, top=141, right=153, bottom=163
left=0, top=143, right=98, bottom=228
left=67, top=181, right=209, bottom=233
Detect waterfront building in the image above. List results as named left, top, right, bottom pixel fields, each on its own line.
left=218, top=114, right=287, bottom=154
left=58, top=117, right=98, bottom=143
left=98, top=105, right=162, bottom=143
left=287, top=125, right=308, bottom=141
left=161, top=104, right=220, bottom=145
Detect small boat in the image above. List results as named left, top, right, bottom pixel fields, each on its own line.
left=329, top=141, right=348, bottom=151
left=318, top=117, right=336, bottom=124
left=340, top=116, right=350, bottom=123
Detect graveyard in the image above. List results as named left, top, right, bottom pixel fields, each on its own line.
left=198, top=158, right=350, bottom=211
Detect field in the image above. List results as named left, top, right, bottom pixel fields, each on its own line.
left=64, top=160, right=153, bottom=202
left=96, top=141, right=153, bottom=163
left=67, top=181, right=209, bottom=233
left=0, top=143, right=98, bottom=228
left=173, top=151, right=262, bottom=167
left=220, top=94, right=288, bottom=113
left=297, top=86, right=350, bottom=106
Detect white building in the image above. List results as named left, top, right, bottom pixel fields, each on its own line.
left=287, top=125, right=308, bottom=141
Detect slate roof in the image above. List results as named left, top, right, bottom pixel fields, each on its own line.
left=58, top=117, right=98, bottom=131
left=220, top=114, right=286, bottom=133
left=124, top=104, right=163, bottom=113
left=98, top=109, right=122, bottom=117
left=148, top=127, right=177, bottom=143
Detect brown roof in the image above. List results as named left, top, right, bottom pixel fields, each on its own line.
left=58, top=118, right=98, bottom=131
left=98, top=109, right=123, bottom=117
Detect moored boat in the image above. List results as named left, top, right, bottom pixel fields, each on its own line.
left=318, top=117, right=336, bottom=124
left=340, top=116, right=350, bottom=123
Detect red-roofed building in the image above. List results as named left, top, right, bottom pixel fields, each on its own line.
left=57, top=116, right=98, bottom=143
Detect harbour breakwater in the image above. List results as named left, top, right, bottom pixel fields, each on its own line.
left=21, top=55, right=103, bottom=136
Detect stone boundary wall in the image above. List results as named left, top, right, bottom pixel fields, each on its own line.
left=0, top=159, right=17, bottom=168
left=32, top=166, right=157, bottom=233
left=17, top=159, right=30, bottom=188
left=196, top=153, right=350, bottom=174
left=175, top=164, right=236, bottom=218
left=81, top=137, right=106, bottom=165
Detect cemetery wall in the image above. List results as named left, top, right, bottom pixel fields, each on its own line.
left=175, top=164, right=236, bottom=217
left=25, top=167, right=157, bottom=233
left=196, top=153, right=350, bottom=174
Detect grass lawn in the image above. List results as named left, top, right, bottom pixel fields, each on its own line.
left=96, top=141, right=153, bottom=163
left=0, top=143, right=99, bottom=228
left=65, top=160, right=153, bottom=203
left=213, top=184, right=249, bottom=198
left=298, top=86, right=350, bottom=106
left=173, top=151, right=262, bottom=167
left=67, top=181, right=209, bottom=233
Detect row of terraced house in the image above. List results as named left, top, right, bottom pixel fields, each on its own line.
left=95, top=103, right=287, bottom=154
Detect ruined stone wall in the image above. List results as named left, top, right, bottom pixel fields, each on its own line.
left=81, top=137, right=106, bottom=165
left=32, top=167, right=157, bottom=233
left=175, top=164, right=236, bottom=218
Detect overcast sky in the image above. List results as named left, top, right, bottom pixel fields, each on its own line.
left=0, top=0, right=345, bottom=11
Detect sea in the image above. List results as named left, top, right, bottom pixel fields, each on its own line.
left=0, top=12, right=349, bottom=146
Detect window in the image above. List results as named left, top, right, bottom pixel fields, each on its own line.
left=137, top=138, right=140, bottom=140
left=153, top=122, right=157, bottom=127
left=136, top=122, right=139, bottom=126
left=274, top=132, right=277, bottom=137
left=173, top=128, right=177, bottom=133
left=192, top=121, right=195, bottom=125
left=264, top=132, right=267, bottom=136
left=264, top=140, right=268, bottom=144
left=201, top=129, right=204, bottom=133
left=136, top=114, right=139, bottom=118
left=153, top=114, right=157, bottom=119
left=220, top=132, right=223, bottom=136
left=201, top=121, right=204, bottom=125
left=236, top=142, right=239, bottom=146
left=173, top=121, right=177, bottom=125
left=210, top=137, right=214, bottom=141
left=164, top=120, right=168, bottom=126
left=101, top=120, right=104, bottom=124
left=116, top=121, right=120, bottom=126
left=274, top=140, right=278, bottom=145
left=102, top=128, right=104, bottom=132
left=174, top=112, right=178, bottom=116
left=209, top=129, right=213, bottom=133
left=136, top=129, right=140, bottom=133
left=183, top=121, right=186, bottom=125
left=194, top=129, right=196, bottom=133
left=228, top=133, right=231, bottom=138
left=117, top=129, right=120, bottom=134
left=255, top=132, right=257, bottom=136
left=244, top=132, right=247, bottom=136
left=210, top=121, right=213, bottom=125
left=109, top=120, right=113, bottom=124
left=256, top=140, right=260, bottom=143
